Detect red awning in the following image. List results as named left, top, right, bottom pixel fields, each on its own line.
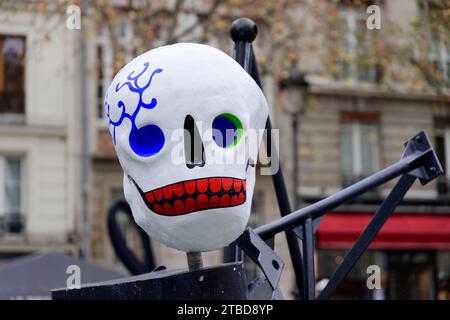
left=316, top=212, right=450, bottom=249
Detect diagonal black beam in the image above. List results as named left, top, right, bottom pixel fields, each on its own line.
left=317, top=174, right=417, bottom=300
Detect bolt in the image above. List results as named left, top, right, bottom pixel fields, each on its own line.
left=415, top=135, right=422, bottom=143
left=429, top=166, right=437, bottom=173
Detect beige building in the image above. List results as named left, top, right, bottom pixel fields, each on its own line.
left=0, top=7, right=82, bottom=258
left=274, top=1, right=450, bottom=299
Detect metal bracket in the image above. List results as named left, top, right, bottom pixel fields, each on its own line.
left=235, top=228, right=284, bottom=299
left=402, top=130, right=443, bottom=185
left=248, top=275, right=285, bottom=300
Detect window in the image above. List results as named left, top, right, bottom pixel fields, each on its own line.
left=96, top=21, right=133, bottom=122
left=337, top=6, right=379, bottom=83
left=420, top=0, right=450, bottom=85
left=434, top=126, right=450, bottom=196
left=430, top=29, right=450, bottom=83
left=0, top=156, right=24, bottom=235
left=96, top=27, right=113, bottom=121
left=0, top=35, right=25, bottom=116
left=340, top=114, right=380, bottom=188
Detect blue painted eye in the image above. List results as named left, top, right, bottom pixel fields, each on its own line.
left=212, top=113, right=243, bottom=148
left=129, top=124, right=165, bottom=157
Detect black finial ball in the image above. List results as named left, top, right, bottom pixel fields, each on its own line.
left=230, top=18, right=257, bottom=43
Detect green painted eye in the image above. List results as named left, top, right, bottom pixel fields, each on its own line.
left=212, top=113, right=243, bottom=148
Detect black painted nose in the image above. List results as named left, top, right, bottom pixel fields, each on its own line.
left=184, top=115, right=206, bottom=169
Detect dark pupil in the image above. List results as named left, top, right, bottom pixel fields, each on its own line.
left=212, top=117, right=237, bottom=147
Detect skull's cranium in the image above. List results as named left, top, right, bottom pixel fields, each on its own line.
left=105, top=43, right=268, bottom=252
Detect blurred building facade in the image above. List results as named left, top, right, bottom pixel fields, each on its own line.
left=0, top=8, right=81, bottom=262
left=278, top=81, right=450, bottom=299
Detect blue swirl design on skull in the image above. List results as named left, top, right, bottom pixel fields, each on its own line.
left=105, top=63, right=164, bottom=157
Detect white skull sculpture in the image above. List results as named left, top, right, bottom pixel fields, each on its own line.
left=105, top=43, right=268, bottom=252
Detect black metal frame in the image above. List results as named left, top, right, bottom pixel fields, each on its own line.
left=229, top=18, right=444, bottom=300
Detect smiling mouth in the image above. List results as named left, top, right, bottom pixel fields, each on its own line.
left=130, top=176, right=246, bottom=216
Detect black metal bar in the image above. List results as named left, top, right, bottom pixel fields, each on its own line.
left=230, top=18, right=306, bottom=297
left=233, top=41, right=253, bottom=74
left=292, top=113, right=300, bottom=209
left=249, top=45, right=262, bottom=87
left=302, top=216, right=315, bottom=300
left=255, top=151, right=427, bottom=240
left=317, top=174, right=417, bottom=300
left=223, top=24, right=255, bottom=265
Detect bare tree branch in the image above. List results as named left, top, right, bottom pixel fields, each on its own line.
left=171, top=0, right=223, bottom=43
left=165, top=0, right=185, bottom=44
left=101, top=4, right=121, bottom=62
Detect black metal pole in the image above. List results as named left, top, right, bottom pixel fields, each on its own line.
left=230, top=18, right=305, bottom=298
left=302, top=216, right=315, bottom=299
left=254, top=153, right=424, bottom=240
left=317, top=174, right=417, bottom=300
left=292, top=114, right=299, bottom=209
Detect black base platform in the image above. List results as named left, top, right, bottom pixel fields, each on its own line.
left=51, top=262, right=248, bottom=300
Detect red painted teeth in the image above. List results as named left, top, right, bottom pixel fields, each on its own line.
left=154, top=189, right=163, bottom=202
left=197, top=179, right=208, bottom=193
left=142, top=177, right=247, bottom=216
left=184, top=180, right=196, bottom=195
left=173, top=200, right=185, bottom=214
